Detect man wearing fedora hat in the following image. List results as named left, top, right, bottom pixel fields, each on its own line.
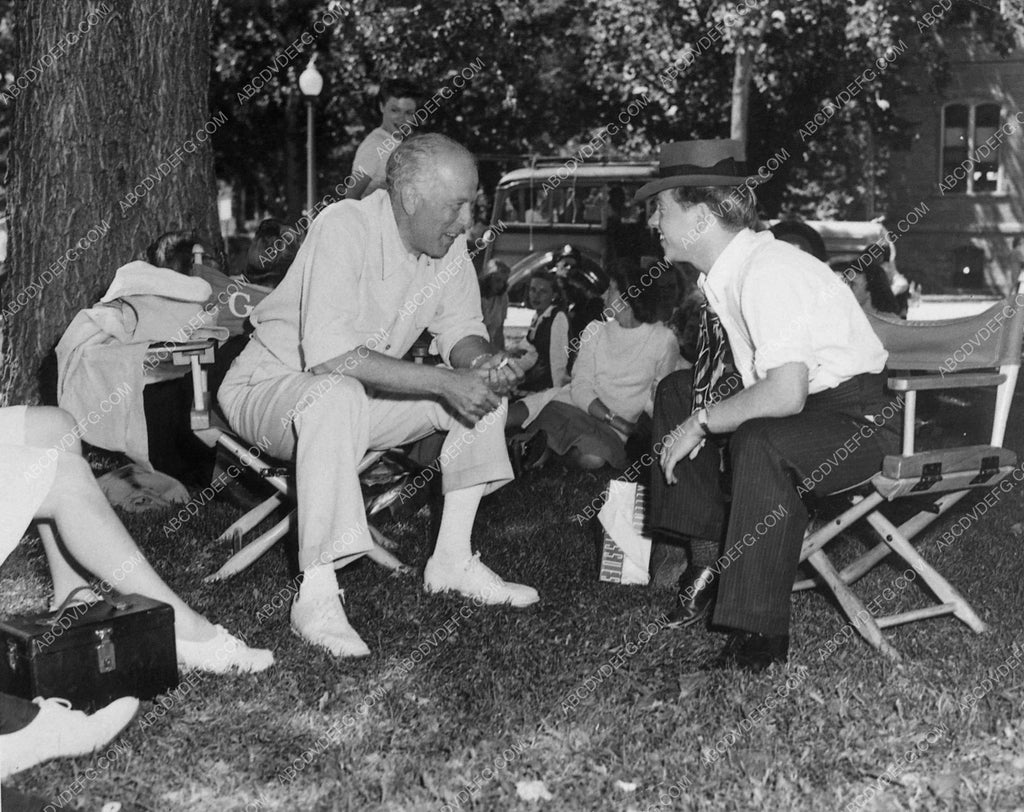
left=637, top=139, right=899, bottom=670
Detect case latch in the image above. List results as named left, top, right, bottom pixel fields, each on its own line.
left=95, top=627, right=116, bottom=673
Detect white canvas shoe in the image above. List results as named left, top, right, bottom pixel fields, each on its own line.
left=176, top=625, right=275, bottom=674
left=0, top=696, right=139, bottom=779
left=290, top=589, right=370, bottom=658
left=424, top=553, right=539, bottom=608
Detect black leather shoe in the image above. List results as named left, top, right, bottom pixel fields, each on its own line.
left=510, top=431, right=549, bottom=476
left=667, top=565, right=717, bottom=627
left=704, top=631, right=789, bottom=672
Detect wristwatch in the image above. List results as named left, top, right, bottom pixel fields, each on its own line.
left=696, top=407, right=710, bottom=434
left=604, top=411, right=615, bottom=425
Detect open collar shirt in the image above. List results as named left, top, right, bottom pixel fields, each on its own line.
left=250, top=190, right=488, bottom=373
left=700, top=228, right=887, bottom=394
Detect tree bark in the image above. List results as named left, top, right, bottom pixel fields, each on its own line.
left=0, top=0, right=219, bottom=404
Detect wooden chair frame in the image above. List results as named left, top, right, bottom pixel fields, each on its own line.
left=793, top=271, right=1024, bottom=659
left=153, top=340, right=408, bottom=582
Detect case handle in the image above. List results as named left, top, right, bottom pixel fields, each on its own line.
left=43, top=586, right=128, bottom=624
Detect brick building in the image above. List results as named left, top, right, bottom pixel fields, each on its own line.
left=887, top=31, right=1023, bottom=294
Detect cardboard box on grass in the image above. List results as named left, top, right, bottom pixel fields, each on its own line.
left=597, top=480, right=651, bottom=585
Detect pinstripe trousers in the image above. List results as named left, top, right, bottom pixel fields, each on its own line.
left=650, top=369, right=900, bottom=635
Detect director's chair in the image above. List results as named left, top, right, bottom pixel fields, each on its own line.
left=793, top=271, right=1024, bottom=659
left=148, top=339, right=409, bottom=582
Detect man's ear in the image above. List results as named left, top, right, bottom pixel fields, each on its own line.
left=400, top=184, right=419, bottom=216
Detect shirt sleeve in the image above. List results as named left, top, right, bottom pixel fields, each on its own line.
left=298, top=208, right=371, bottom=371
left=549, top=311, right=570, bottom=386
left=741, top=265, right=818, bottom=378
left=570, top=320, right=601, bottom=412
left=427, top=243, right=489, bottom=365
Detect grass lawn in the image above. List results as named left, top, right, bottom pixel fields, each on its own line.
left=4, top=388, right=1024, bottom=811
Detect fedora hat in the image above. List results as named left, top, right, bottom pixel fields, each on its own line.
left=635, top=139, right=749, bottom=200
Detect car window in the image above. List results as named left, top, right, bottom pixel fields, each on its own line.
left=495, top=181, right=652, bottom=227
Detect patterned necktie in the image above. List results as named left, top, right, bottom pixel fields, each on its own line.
left=690, top=302, right=729, bottom=413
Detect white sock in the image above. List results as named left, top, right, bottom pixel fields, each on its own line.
left=299, top=563, right=338, bottom=602
left=431, top=484, right=486, bottom=566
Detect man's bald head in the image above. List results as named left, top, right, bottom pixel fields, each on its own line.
left=386, top=133, right=476, bottom=199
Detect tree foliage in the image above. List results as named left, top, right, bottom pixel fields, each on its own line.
left=208, top=0, right=1020, bottom=225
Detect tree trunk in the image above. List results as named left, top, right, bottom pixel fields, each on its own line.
left=0, top=0, right=219, bottom=404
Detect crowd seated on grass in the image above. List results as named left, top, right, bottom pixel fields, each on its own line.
left=507, top=259, right=685, bottom=471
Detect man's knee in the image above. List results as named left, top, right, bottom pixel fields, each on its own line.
left=730, top=419, right=777, bottom=461
left=294, top=375, right=366, bottom=428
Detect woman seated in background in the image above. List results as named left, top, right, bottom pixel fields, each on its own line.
left=833, top=250, right=902, bottom=317
left=507, top=260, right=685, bottom=470
left=0, top=404, right=273, bottom=674
left=518, top=269, right=571, bottom=392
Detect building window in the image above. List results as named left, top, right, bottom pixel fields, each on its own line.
left=942, top=102, right=1002, bottom=194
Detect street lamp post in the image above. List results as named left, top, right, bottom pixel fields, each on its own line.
left=298, top=57, right=323, bottom=215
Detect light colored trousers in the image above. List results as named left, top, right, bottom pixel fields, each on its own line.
left=219, top=341, right=513, bottom=568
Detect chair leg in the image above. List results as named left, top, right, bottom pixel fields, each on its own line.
left=206, top=510, right=295, bottom=582
left=793, top=493, right=884, bottom=591
left=363, top=525, right=412, bottom=574
left=864, top=511, right=988, bottom=634
left=832, top=489, right=972, bottom=586
left=806, top=549, right=901, bottom=660
left=835, top=541, right=892, bottom=586
left=216, top=493, right=285, bottom=546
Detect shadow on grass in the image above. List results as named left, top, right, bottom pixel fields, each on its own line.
left=3, top=382, right=1024, bottom=810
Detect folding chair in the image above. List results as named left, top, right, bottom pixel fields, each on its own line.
left=793, top=271, right=1024, bottom=659
left=150, top=339, right=409, bottom=582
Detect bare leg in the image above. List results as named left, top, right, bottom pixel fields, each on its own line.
left=24, top=408, right=211, bottom=642
left=36, top=523, right=91, bottom=605
left=22, top=408, right=90, bottom=601
left=33, top=451, right=216, bottom=641
left=18, top=406, right=273, bottom=673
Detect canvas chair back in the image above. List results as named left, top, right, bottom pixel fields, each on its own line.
left=867, top=272, right=1024, bottom=450
left=867, top=282, right=1024, bottom=373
